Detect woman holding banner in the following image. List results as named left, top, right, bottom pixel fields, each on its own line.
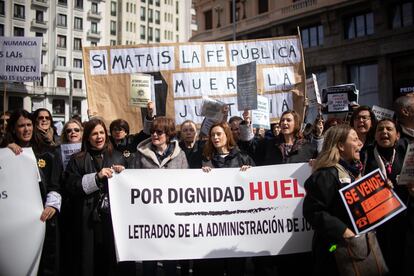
left=1, top=109, right=62, bottom=276
left=193, top=121, right=254, bottom=276
left=179, top=119, right=205, bottom=169
left=363, top=119, right=408, bottom=275
left=64, top=118, right=131, bottom=276
left=133, top=116, right=189, bottom=276
left=303, top=124, right=363, bottom=275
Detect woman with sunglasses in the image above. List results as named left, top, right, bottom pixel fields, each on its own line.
left=64, top=118, right=130, bottom=276
left=32, top=108, right=61, bottom=154
left=109, top=101, right=153, bottom=165
left=133, top=116, right=189, bottom=276
left=1, top=109, right=62, bottom=276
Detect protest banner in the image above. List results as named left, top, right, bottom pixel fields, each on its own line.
left=0, top=37, right=42, bottom=82
left=109, top=163, right=313, bottom=261
left=252, top=95, right=271, bottom=129
left=339, top=169, right=406, bottom=234
left=237, top=61, right=257, bottom=110
left=60, top=143, right=82, bottom=170
left=200, top=97, right=226, bottom=122
left=306, top=74, right=321, bottom=107
left=322, top=83, right=358, bottom=114
left=130, top=73, right=153, bottom=107
left=398, top=143, right=414, bottom=185
left=0, top=148, right=45, bottom=276
left=372, top=105, right=394, bottom=121
left=83, top=36, right=306, bottom=133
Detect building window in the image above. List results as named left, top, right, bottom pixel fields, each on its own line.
left=148, top=27, right=153, bottom=41
left=301, top=25, right=324, bottom=48
left=36, top=10, right=44, bottom=23
left=57, top=14, right=67, bottom=27
left=155, top=28, right=160, bottom=42
left=229, top=1, right=241, bottom=23
left=148, top=9, right=153, bottom=23
left=14, top=4, right=25, bottom=19
left=9, top=96, right=23, bottom=111
left=74, top=17, right=83, bottom=30
left=0, top=1, right=5, bottom=16
left=140, top=25, right=146, bottom=39
left=58, top=0, right=67, bottom=6
left=13, top=27, right=24, bottom=37
left=155, top=0, right=160, bottom=7
left=57, top=35, right=67, bottom=48
left=140, top=7, right=146, bottom=20
left=91, top=42, right=97, bottom=47
left=91, top=22, right=98, bottom=33
left=52, top=99, right=65, bottom=115
left=0, top=24, right=4, bottom=36
left=57, top=77, right=66, bottom=88
left=258, top=0, right=268, bottom=14
left=91, top=2, right=98, bottom=14
left=57, top=56, right=66, bottom=67
left=111, top=1, right=117, bottom=16
left=204, top=10, right=212, bottom=30
left=110, top=40, right=116, bottom=45
left=176, top=1, right=179, bottom=14
left=73, top=100, right=81, bottom=115
left=345, top=12, right=374, bottom=39
left=110, top=21, right=116, bottom=35
left=149, top=0, right=153, bottom=5
left=74, top=79, right=82, bottom=89
left=74, top=38, right=82, bottom=50
left=348, top=63, right=379, bottom=106
left=155, top=10, right=160, bottom=24
left=73, top=58, right=82, bottom=68
left=75, top=0, right=83, bottom=9
left=392, top=2, right=413, bottom=28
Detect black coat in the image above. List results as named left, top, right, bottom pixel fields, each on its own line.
left=179, top=140, right=205, bottom=169
left=303, top=166, right=354, bottom=276
left=202, top=147, right=255, bottom=168
left=254, top=137, right=318, bottom=166
left=110, top=131, right=149, bottom=166
left=64, top=149, right=127, bottom=276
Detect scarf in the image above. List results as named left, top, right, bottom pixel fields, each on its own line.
left=152, top=143, right=175, bottom=164
left=35, top=126, right=56, bottom=146
left=374, top=145, right=395, bottom=179
left=338, top=159, right=362, bottom=182
left=278, top=138, right=306, bottom=163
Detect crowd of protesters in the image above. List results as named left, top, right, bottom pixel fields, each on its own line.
left=1, top=94, right=414, bottom=276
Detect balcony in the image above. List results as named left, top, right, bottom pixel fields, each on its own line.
left=87, top=11, right=102, bottom=20
left=42, top=42, right=48, bottom=51
left=32, top=0, right=49, bottom=9
left=87, top=31, right=101, bottom=40
left=31, top=19, right=48, bottom=30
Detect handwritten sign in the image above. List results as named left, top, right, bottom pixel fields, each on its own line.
left=398, top=143, right=414, bottom=185
left=237, top=61, right=257, bottom=110
left=252, top=95, right=270, bottom=130
left=372, top=105, right=394, bottom=121
left=339, top=169, right=406, bottom=234
left=306, top=74, right=321, bottom=107
left=327, top=93, right=348, bottom=113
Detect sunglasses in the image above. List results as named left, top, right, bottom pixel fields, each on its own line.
left=66, top=128, right=81, bottom=134
left=150, top=129, right=165, bottom=136
left=37, top=116, right=50, bottom=121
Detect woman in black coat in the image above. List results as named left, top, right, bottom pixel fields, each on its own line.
left=1, top=109, right=62, bottom=276
left=193, top=122, right=253, bottom=276
left=303, top=124, right=364, bottom=275
left=64, top=118, right=129, bottom=276
left=363, top=119, right=408, bottom=275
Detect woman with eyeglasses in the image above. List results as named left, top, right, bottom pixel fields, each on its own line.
left=1, top=109, right=62, bottom=276
left=350, top=105, right=378, bottom=161
left=64, top=118, right=130, bottom=276
left=133, top=116, right=189, bottom=276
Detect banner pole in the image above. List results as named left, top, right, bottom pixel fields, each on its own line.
left=297, top=26, right=307, bottom=124
left=2, top=81, right=6, bottom=133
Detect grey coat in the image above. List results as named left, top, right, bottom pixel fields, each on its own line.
left=133, top=138, right=189, bottom=169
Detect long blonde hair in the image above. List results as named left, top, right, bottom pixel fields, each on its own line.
left=312, top=124, right=352, bottom=172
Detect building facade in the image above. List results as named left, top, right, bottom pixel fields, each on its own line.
left=0, top=0, right=196, bottom=122
left=191, top=0, right=414, bottom=110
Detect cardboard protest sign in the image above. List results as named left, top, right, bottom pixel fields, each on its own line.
left=398, top=143, right=414, bottom=185
left=0, top=37, right=42, bottom=82
left=372, top=105, right=394, bottom=121
left=60, top=143, right=82, bottom=170
left=109, top=163, right=313, bottom=261
left=322, top=84, right=358, bottom=114
left=200, top=97, right=225, bottom=122
left=83, top=36, right=306, bottom=133
left=237, top=61, right=257, bottom=110
left=130, top=73, right=153, bottom=107
left=339, top=169, right=406, bottom=234
left=252, top=95, right=270, bottom=129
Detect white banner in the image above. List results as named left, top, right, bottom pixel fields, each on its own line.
left=0, top=148, right=45, bottom=276
left=0, top=37, right=42, bottom=82
left=109, top=163, right=313, bottom=261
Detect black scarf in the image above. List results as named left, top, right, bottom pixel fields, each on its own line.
left=339, top=159, right=362, bottom=182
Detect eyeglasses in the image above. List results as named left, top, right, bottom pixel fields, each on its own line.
left=37, top=116, right=50, bottom=121
left=354, top=115, right=371, bottom=122
left=66, top=128, right=80, bottom=134
left=150, top=129, right=165, bottom=136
